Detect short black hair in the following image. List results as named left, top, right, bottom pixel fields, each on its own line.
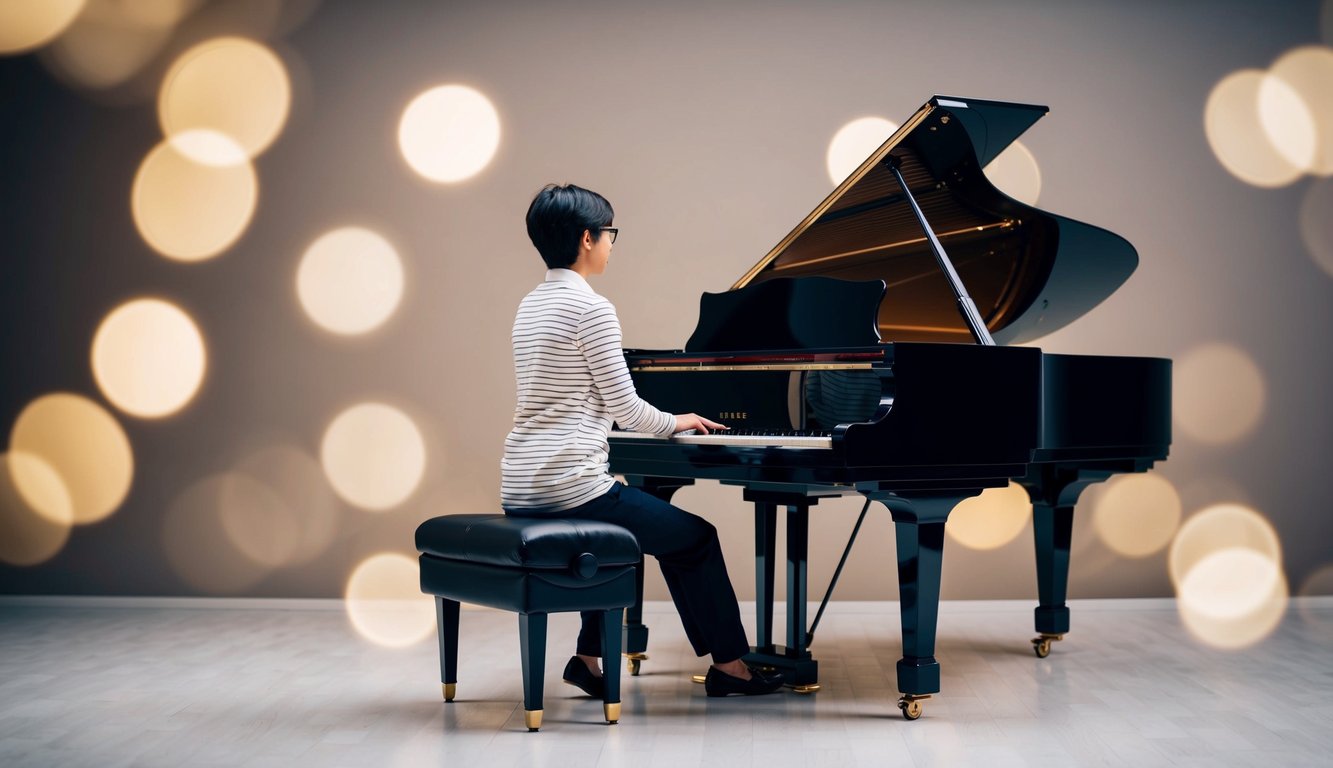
left=525, top=184, right=614, bottom=269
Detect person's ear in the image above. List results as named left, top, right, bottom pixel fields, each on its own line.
left=580, top=229, right=593, bottom=250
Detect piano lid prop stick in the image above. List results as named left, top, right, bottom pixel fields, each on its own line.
left=807, top=498, right=872, bottom=645
left=884, top=154, right=996, bottom=346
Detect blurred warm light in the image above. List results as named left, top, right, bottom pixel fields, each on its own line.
left=826, top=117, right=898, bottom=185
left=945, top=481, right=1031, bottom=550
left=1092, top=473, right=1181, bottom=558
left=1171, top=504, right=1288, bottom=649
left=345, top=552, right=435, bottom=648
left=321, top=403, right=426, bottom=511
left=0, top=453, right=73, bottom=567
left=398, top=85, right=501, bottom=183
left=163, top=473, right=269, bottom=593
left=40, top=0, right=193, bottom=91
left=132, top=134, right=258, bottom=260
left=215, top=473, right=298, bottom=568
left=9, top=393, right=133, bottom=525
left=1301, top=179, right=1333, bottom=278
left=1177, top=548, right=1288, bottom=649
left=1270, top=46, right=1333, bottom=176
left=1173, top=342, right=1265, bottom=445
left=297, top=227, right=405, bottom=335
left=92, top=298, right=207, bottom=418
left=1205, top=69, right=1312, bottom=187
left=168, top=129, right=249, bottom=167
left=982, top=140, right=1042, bottom=205
left=1257, top=74, right=1317, bottom=172
left=229, top=444, right=340, bottom=566
left=0, top=0, right=84, bottom=54
left=159, top=37, right=291, bottom=162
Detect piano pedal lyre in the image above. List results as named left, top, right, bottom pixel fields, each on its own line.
left=625, top=652, right=648, bottom=676
left=1031, top=633, right=1064, bottom=658
left=897, top=693, right=930, bottom=721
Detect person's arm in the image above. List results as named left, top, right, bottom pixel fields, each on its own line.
left=578, top=301, right=725, bottom=435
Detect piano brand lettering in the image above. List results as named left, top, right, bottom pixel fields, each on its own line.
left=718, top=411, right=748, bottom=420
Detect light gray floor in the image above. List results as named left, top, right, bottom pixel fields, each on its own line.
left=1, top=598, right=1330, bottom=767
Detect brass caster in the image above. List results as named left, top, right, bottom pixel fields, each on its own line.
left=604, top=702, right=621, bottom=724
left=625, top=652, right=647, bottom=676
left=898, top=694, right=930, bottom=721
left=791, top=684, right=821, bottom=694
left=442, top=682, right=456, bottom=702
left=691, top=674, right=707, bottom=684
left=524, top=709, right=543, bottom=732
left=1032, top=633, right=1063, bottom=658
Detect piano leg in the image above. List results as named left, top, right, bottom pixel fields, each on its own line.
left=1031, top=502, right=1073, bottom=656
left=754, top=501, right=777, bottom=653
left=866, top=490, right=978, bottom=720
left=621, top=476, right=694, bottom=676
left=1021, top=465, right=1114, bottom=658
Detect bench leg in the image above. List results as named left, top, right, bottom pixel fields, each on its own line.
left=519, top=612, right=547, bottom=731
left=435, top=597, right=460, bottom=701
left=601, top=607, right=623, bottom=724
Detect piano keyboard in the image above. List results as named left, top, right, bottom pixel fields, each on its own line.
left=610, top=430, right=833, bottom=450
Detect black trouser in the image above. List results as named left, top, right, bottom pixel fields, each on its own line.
left=507, top=482, right=750, bottom=664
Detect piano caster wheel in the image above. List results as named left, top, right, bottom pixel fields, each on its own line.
left=625, top=652, right=647, bottom=677
left=898, top=695, right=929, bottom=721
left=1032, top=633, right=1063, bottom=658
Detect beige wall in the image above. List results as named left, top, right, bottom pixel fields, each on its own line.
left=2, top=0, right=1331, bottom=602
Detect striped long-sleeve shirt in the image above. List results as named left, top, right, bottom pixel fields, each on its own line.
left=500, top=269, right=676, bottom=512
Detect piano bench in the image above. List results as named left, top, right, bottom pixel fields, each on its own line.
left=414, top=514, right=640, bottom=731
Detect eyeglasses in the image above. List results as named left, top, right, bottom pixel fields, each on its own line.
left=599, top=227, right=618, bottom=244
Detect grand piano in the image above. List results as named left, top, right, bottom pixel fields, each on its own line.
left=607, top=95, right=1171, bottom=720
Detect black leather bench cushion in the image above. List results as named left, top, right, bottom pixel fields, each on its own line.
left=414, top=514, right=640, bottom=571
left=419, top=555, right=636, bottom=613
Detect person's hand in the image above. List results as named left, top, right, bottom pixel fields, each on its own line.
left=674, top=413, right=728, bottom=435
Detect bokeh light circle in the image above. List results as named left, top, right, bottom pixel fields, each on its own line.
left=92, top=298, right=207, bottom=418
left=132, top=134, right=258, bottom=261
left=39, top=0, right=189, bottom=93
left=321, top=403, right=426, bottom=511
left=163, top=473, right=270, bottom=593
left=983, top=140, right=1042, bottom=205
left=1300, top=178, right=1333, bottom=278
left=9, top=393, right=133, bottom=525
left=0, top=453, right=74, bottom=566
left=159, top=36, right=291, bottom=162
left=297, top=227, right=405, bottom=335
left=1269, top=46, right=1333, bottom=176
left=1092, top=473, right=1182, bottom=558
left=227, top=444, right=341, bottom=567
left=0, top=0, right=85, bottom=55
left=826, top=117, right=898, bottom=185
left=1205, top=69, right=1311, bottom=188
left=398, top=84, right=501, bottom=183
left=345, top=552, right=435, bottom=647
left=1173, top=342, right=1266, bottom=445
left=945, top=481, right=1031, bottom=550
left=1170, top=504, right=1287, bottom=649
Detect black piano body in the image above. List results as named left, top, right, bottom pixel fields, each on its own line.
left=607, top=95, right=1171, bottom=718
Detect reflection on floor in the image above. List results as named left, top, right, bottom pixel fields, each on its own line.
left=0, top=598, right=1330, bottom=767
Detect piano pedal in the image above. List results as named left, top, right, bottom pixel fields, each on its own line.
left=1032, top=633, right=1064, bottom=658
left=897, top=694, right=930, bottom=721
left=790, top=683, right=820, bottom=694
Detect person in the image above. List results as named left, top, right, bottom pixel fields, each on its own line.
left=500, top=183, right=783, bottom=698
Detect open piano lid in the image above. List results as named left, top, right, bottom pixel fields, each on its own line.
left=733, top=96, right=1138, bottom=345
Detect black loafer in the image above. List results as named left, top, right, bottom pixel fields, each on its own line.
left=704, top=666, right=784, bottom=697
left=562, top=656, right=605, bottom=699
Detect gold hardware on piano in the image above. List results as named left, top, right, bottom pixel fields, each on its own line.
left=718, top=411, right=747, bottom=420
